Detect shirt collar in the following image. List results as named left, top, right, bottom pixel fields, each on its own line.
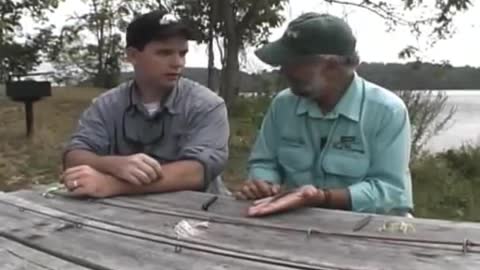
left=130, top=80, right=179, bottom=115
left=295, top=73, right=363, bottom=122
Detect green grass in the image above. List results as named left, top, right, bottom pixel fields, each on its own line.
left=1, top=87, right=479, bottom=222
left=0, top=87, right=101, bottom=191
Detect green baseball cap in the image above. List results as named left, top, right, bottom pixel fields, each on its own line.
left=255, top=12, right=356, bottom=66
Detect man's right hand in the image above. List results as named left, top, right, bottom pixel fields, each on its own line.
left=107, top=154, right=163, bottom=186
left=234, top=180, right=281, bottom=201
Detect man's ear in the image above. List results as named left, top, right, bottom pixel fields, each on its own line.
left=126, top=47, right=138, bottom=65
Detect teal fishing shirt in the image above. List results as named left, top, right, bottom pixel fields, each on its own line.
left=247, top=74, right=413, bottom=214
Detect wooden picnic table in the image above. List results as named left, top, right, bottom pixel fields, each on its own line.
left=1, top=188, right=480, bottom=270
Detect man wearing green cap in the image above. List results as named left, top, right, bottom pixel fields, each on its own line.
left=235, top=13, right=413, bottom=217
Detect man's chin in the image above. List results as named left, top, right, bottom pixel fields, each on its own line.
left=157, top=80, right=178, bottom=90
left=290, top=88, right=310, bottom=97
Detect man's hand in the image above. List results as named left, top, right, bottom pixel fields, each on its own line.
left=108, top=154, right=163, bottom=186
left=247, top=185, right=325, bottom=217
left=234, top=180, right=281, bottom=200
left=61, top=165, right=123, bottom=198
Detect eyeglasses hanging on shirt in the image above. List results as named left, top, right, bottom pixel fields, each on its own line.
left=121, top=87, right=170, bottom=153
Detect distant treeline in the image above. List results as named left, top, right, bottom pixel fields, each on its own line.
left=357, top=62, right=480, bottom=90
left=116, top=62, right=480, bottom=93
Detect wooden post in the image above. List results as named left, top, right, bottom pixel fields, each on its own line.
left=24, top=100, right=34, bottom=138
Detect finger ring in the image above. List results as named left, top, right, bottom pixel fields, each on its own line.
left=73, top=180, right=78, bottom=188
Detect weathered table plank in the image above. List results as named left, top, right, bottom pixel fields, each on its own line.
left=125, top=190, right=480, bottom=235
left=6, top=190, right=480, bottom=270
left=0, top=195, right=295, bottom=270
left=0, top=237, right=90, bottom=270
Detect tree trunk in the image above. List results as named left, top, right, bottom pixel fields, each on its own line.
left=219, top=0, right=239, bottom=106
left=207, top=0, right=216, bottom=91
left=207, top=38, right=215, bottom=91
left=0, top=14, right=6, bottom=82
left=92, top=0, right=106, bottom=88
left=220, top=41, right=239, bottom=106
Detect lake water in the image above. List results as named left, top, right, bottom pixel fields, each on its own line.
left=425, top=91, right=480, bottom=152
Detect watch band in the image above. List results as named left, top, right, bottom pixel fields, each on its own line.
left=323, top=188, right=333, bottom=208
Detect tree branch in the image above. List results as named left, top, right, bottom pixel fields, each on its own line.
left=325, top=0, right=412, bottom=26
left=236, top=1, right=261, bottom=36
left=220, top=0, right=237, bottom=47
left=215, top=35, right=225, bottom=65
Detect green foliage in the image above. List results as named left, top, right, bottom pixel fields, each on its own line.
left=395, top=89, right=456, bottom=159
left=230, top=95, right=272, bottom=129
left=50, top=0, right=164, bottom=88
left=0, top=0, right=60, bottom=34
left=173, top=0, right=287, bottom=48
left=411, top=145, right=480, bottom=221
left=439, top=144, right=480, bottom=180
left=257, top=70, right=289, bottom=95
left=231, top=0, right=287, bottom=47
left=0, top=42, right=42, bottom=81
left=0, top=0, right=60, bottom=82
left=326, top=0, right=472, bottom=60
left=170, top=0, right=213, bottom=42
left=51, top=0, right=125, bottom=87
left=171, top=0, right=287, bottom=105
left=403, top=0, right=472, bottom=38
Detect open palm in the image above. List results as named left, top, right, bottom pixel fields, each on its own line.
left=247, top=185, right=321, bottom=217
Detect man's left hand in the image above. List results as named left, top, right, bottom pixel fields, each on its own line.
left=61, top=165, right=122, bottom=198
left=247, top=185, right=325, bottom=217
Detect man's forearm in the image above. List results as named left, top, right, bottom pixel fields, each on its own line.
left=106, top=160, right=205, bottom=196
left=63, top=149, right=121, bottom=175
left=64, top=149, right=96, bottom=169
left=65, top=150, right=205, bottom=195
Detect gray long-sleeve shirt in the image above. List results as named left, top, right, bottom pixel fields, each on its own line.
left=64, top=77, right=230, bottom=192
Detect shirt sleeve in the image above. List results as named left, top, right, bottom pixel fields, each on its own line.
left=247, top=98, right=282, bottom=184
left=348, top=105, right=413, bottom=214
left=63, top=98, right=110, bottom=159
left=177, top=102, right=229, bottom=188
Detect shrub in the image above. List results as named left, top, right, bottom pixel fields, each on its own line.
left=411, top=144, right=480, bottom=221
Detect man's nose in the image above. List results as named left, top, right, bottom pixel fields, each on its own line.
left=171, top=53, right=185, bottom=68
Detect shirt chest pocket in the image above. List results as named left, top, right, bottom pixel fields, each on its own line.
left=277, top=142, right=314, bottom=187
left=322, top=150, right=369, bottom=184
left=146, top=119, right=188, bottom=162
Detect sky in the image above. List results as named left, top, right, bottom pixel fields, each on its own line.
left=27, top=0, right=480, bottom=73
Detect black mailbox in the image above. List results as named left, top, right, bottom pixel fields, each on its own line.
left=6, top=81, right=51, bottom=102
left=5, top=80, right=52, bottom=137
